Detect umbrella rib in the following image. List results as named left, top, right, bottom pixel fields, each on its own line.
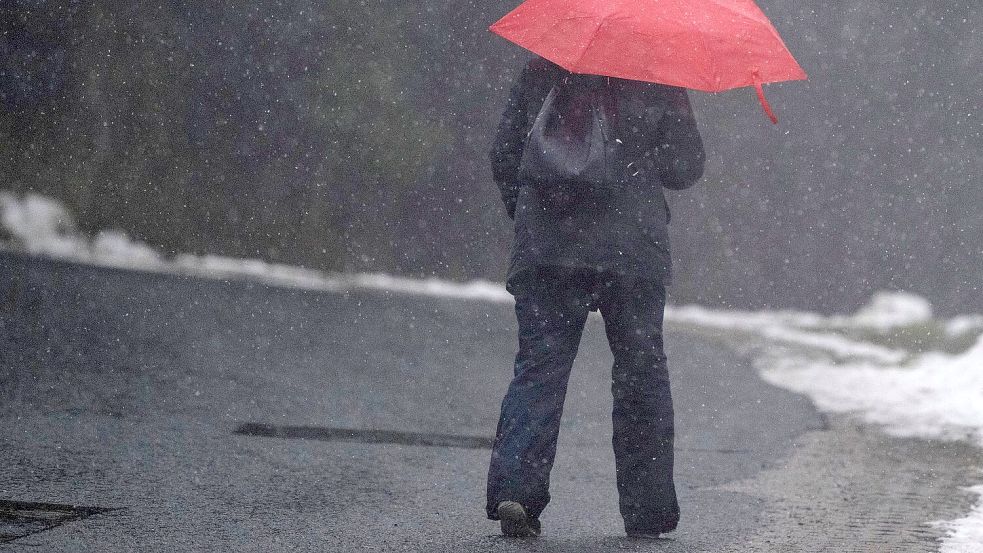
left=572, top=16, right=607, bottom=72
left=630, top=13, right=721, bottom=91
left=693, top=22, right=721, bottom=90
left=528, top=13, right=600, bottom=72
left=532, top=9, right=599, bottom=41
left=699, top=0, right=794, bottom=81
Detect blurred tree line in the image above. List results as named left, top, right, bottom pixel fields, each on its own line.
left=1, top=1, right=980, bottom=314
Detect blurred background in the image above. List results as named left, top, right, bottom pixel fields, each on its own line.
left=1, top=1, right=980, bottom=314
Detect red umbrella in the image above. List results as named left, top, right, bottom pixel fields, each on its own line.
left=489, top=0, right=807, bottom=123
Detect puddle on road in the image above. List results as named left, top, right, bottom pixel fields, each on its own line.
left=234, top=422, right=494, bottom=449
left=0, top=500, right=113, bottom=544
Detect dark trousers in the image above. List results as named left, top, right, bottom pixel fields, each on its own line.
left=486, top=267, right=678, bottom=534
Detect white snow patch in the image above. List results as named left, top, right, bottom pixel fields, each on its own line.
left=666, top=304, right=908, bottom=363
left=759, top=336, right=983, bottom=446
left=674, top=293, right=983, bottom=553
left=0, top=191, right=512, bottom=303
left=340, top=272, right=512, bottom=302
left=938, top=485, right=983, bottom=553
left=842, top=289, right=933, bottom=331
left=171, top=253, right=513, bottom=302
left=0, top=191, right=89, bottom=258
left=948, top=315, right=983, bottom=339
left=92, top=229, right=165, bottom=266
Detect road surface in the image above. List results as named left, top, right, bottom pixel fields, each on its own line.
left=0, top=252, right=977, bottom=551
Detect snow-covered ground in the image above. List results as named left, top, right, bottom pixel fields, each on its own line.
left=669, top=296, right=983, bottom=446
left=0, top=191, right=511, bottom=302
left=2, top=190, right=982, bottom=552
left=670, top=296, right=983, bottom=553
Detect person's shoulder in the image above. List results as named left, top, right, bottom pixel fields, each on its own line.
left=522, top=56, right=568, bottom=82
left=515, top=56, right=565, bottom=91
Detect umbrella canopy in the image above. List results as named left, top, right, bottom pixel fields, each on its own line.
left=490, top=0, right=807, bottom=123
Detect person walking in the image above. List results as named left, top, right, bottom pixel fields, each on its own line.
left=485, top=55, right=705, bottom=539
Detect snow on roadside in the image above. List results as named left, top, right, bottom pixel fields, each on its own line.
left=3, top=190, right=982, bottom=551
left=667, top=304, right=910, bottom=363
left=760, top=320, right=983, bottom=553
left=670, top=291, right=983, bottom=552
left=760, top=336, right=983, bottom=445
left=1, top=191, right=93, bottom=259
left=937, top=485, right=983, bottom=553
left=0, top=191, right=512, bottom=303
left=669, top=294, right=983, bottom=448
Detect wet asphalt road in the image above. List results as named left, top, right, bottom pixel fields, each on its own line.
left=0, top=251, right=826, bottom=551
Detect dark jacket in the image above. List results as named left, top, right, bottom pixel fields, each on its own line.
left=490, top=57, right=704, bottom=289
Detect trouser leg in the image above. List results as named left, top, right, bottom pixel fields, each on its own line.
left=486, top=270, right=593, bottom=520
left=599, top=277, right=678, bottom=533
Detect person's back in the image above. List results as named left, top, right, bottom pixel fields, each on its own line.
left=490, top=57, right=705, bottom=292
left=485, top=55, right=705, bottom=539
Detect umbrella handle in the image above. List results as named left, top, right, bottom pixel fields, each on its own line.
left=752, top=70, right=778, bottom=125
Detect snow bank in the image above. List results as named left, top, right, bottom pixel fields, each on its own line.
left=938, top=485, right=983, bottom=553
left=760, top=336, right=983, bottom=445
left=0, top=191, right=512, bottom=303
left=0, top=191, right=92, bottom=258
left=667, top=290, right=934, bottom=335
left=171, top=253, right=512, bottom=302
left=0, top=191, right=166, bottom=268
left=672, top=291, right=983, bottom=552
left=948, top=315, right=983, bottom=339
left=845, top=290, right=933, bottom=331
left=667, top=304, right=908, bottom=363
left=668, top=289, right=983, bottom=447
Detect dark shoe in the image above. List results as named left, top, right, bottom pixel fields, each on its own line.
left=627, top=532, right=663, bottom=539
left=496, top=501, right=541, bottom=538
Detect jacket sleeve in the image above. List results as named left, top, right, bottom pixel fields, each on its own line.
left=489, top=66, right=532, bottom=219
left=654, top=88, right=705, bottom=190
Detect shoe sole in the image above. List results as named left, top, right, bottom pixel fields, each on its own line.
left=627, top=533, right=664, bottom=540
left=497, top=501, right=539, bottom=538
